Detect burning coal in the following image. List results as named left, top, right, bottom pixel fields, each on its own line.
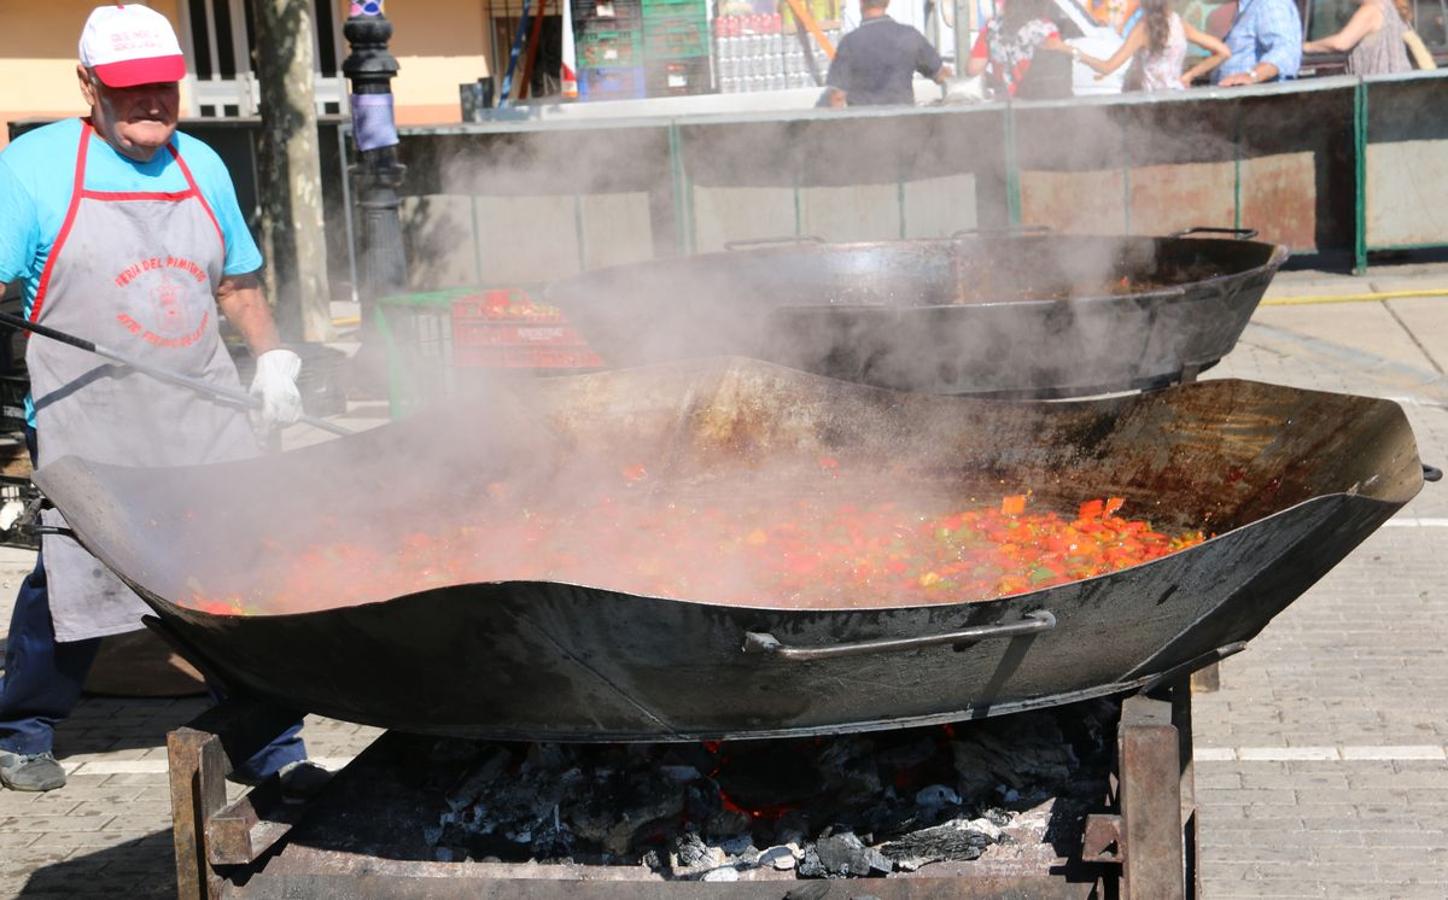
left=417, top=699, right=1117, bottom=880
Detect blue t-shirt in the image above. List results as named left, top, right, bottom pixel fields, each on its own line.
left=0, top=118, right=263, bottom=425
left=0, top=118, right=263, bottom=310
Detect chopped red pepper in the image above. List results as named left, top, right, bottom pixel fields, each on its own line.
left=191, top=454, right=1207, bottom=618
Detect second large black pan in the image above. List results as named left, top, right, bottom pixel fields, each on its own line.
left=546, top=231, right=1289, bottom=397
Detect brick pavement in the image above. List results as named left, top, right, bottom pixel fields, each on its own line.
left=0, top=272, right=1446, bottom=897
left=1195, top=280, right=1448, bottom=899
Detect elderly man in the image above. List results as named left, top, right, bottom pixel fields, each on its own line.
left=0, top=4, right=307, bottom=791
left=1214, top=0, right=1303, bottom=85
left=824, top=0, right=953, bottom=106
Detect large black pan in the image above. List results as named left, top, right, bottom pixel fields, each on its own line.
left=546, top=231, right=1289, bottom=397
left=33, top=359, right=1420, bottom=741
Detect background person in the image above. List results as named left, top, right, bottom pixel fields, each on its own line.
left=0, top=4, right=306, bottom=792
left=1304, top=0, right=1413, bottom=75
left=1078, top=0, right=1232, bottom=89
left=823, top=0, right=954, bottom=106
left=965, top=0, right=1074, bottom=97
left=1214, top=0, right=1303, bottom=85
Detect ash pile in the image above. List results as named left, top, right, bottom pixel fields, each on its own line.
left=423, top=700, right=1116, bottom=880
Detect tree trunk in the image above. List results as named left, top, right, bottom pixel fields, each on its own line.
left=252, top=0, right=334, bottom=343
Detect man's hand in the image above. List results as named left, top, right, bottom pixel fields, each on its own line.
left=249, top=348, right=303, bottom=432
left=1219, top=63, right=1277, bottom=87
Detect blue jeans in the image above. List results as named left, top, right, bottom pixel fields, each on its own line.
left=0, top=427, right=305, bottom=780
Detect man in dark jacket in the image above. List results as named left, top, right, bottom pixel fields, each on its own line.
left=823, top=0, right=953, bottom=106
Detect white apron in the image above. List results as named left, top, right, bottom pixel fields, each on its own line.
left=29, top=120, right=258, bottom=641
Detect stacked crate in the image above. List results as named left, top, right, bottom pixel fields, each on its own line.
left=377, top=287, right=604, bottom=418
left=640, top=0, right=711, bottom=96
left=575, top=0, right=648, bottom=100
left=574, top=0, right=711, bottom=99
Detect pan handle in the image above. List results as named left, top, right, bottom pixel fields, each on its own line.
left=950, top=225, right=1051, bottom=239
left=1171, top=227, right=1260, bottom=240
left=723, top=236, right=825, bottom=251
left=742, top=610, right=1055, bottom=660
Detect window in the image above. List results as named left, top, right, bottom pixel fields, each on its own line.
left=179, top=0, right=348, bottom=117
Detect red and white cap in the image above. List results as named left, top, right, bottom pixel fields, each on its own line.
left=78, top=4, right=186, bottom=88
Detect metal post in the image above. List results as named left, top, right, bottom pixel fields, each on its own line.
left=1353, top=78, right=1369, bottom=275
left=1004, top=101, right=1022, bottom=227
left=953, top=0, right=969, bottom=69
left=342, top=0, right=409, bottom=360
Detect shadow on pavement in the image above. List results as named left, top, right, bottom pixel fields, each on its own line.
left=16, top=831, right=174, bottom=898
left=53, top=696, right=210, bottom=757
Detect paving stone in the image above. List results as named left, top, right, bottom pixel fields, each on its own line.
left=0, top=814, right=117, bottom=833
left=1360, top=830, right=1448, bottom=848
left=1199, top=788, right=1299, bottom=806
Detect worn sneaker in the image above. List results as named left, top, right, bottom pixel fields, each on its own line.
left=0, top=750, right=67, bottom=792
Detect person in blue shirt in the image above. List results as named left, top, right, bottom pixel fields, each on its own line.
left=824, top=0, right=953, bottom=106
left=1214, top=0, right=1303, bottom=84
left=0, top=4, right=306, bottom=792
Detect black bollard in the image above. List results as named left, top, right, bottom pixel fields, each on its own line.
left=342, top=0, right=409, bottom=366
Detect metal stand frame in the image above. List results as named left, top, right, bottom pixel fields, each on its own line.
left=1084, top=682, right=1200, bottom=900
left=168, top=682, right=1199, bottom=899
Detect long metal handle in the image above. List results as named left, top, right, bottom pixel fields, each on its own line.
left=950, top=225, right=1052, bottom=239
left=0, top=311, right=352, bottom=438
left=1171, top=226, right=1260, bottom=240
left=723, top=236, right=826, bottom=251
left=742, top=610, right=1055, bottom=660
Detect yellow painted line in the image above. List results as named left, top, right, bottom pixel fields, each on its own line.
left=1262, top=288, right=1448, bottom=306
left=332, top=315, right=361, bottom=327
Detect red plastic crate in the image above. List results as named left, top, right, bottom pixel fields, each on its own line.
left=449, top=289, right=603, bottom=370
left=452, top=344, right=605, bottom=369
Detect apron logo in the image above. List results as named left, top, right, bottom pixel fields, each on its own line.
left=116, top=309, right=211, bottom=349
left=112, top=257, right=213, bottom=350
left=113, top=256, right=209, bottom=289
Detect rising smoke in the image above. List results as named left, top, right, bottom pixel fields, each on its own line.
left=48, top=91, right=1289, bottom=622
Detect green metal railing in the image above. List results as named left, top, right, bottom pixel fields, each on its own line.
left=400, top=70, right=1448, bottom=273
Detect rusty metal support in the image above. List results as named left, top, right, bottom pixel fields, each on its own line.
left=167, top=700, right=309, bottom=899
left=1084, top=690, right=1190, bottom=900
left=1172, top=680, right=1202, bottom=900
left=169, top=727, right=229, bottom=900
left=206, top=771, right=301, bottom=866
left=1190, top=662, right=1221, bottom=693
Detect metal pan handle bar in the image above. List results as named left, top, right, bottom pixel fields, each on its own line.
left=1171, top=226, right=1260, bottom=240
left=0, top=310, right=352, bottom=438
left=950, top=225, right=1052, bottom=239
left=723, top=236, right=826, bottom=251
left=743, top=610, right=1055, bottom=660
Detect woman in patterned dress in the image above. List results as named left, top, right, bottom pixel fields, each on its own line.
left=1077, top=0, right=1232, bottom=90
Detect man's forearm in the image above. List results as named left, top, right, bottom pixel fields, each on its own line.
left=216, top=273, right=282, bottom=356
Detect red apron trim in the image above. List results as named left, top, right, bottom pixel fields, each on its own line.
left=31, top=120, right=225, bottom=324
left=81, top=190, right=196, bottom=202
left=29, top=120, right=93, bottom=323
left=169, top=145, right=225, bottom=255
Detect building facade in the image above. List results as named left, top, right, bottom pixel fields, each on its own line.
left=0, top=0, right=496, bottom=145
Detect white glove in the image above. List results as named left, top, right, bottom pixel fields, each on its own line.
left=249, top=348, right=303, bottom=431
